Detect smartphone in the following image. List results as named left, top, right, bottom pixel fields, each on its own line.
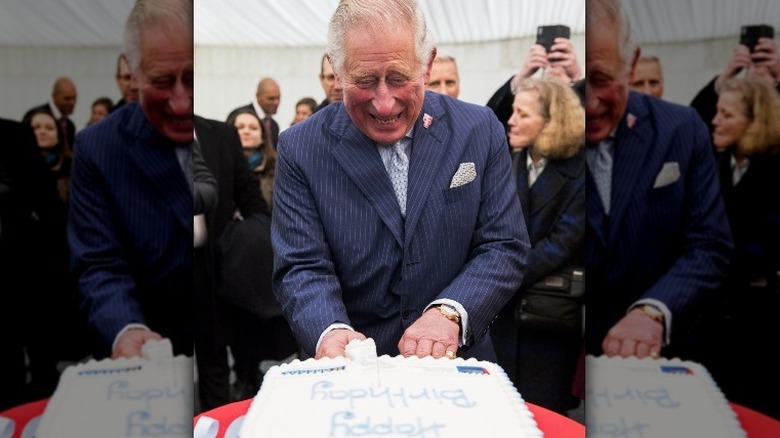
left=536, top=25, right=571, bottom=53
left=740, top=24, right=774, bottom=52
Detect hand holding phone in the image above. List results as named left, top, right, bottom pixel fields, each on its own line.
left=536, top=25, right=571, bottom=53
left=740, top=24, right=774, bottom=53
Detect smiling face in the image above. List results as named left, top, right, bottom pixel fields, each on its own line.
left=338, top=22, right=432, bottom=145
left=585, top=22, right=636, bottom=144
left=712, top=90, right=751, bottom=151
left=136, top=22, right=193, bottom=145
left=507, top=90, right=547, bottom=150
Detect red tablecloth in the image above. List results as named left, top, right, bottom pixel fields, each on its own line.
left=193, top=398, right=585, bottom=438
left=4, top=398, right=779, bottom=437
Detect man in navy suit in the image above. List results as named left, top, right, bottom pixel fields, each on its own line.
left=68, top=0, right=193, bottom=360
left=272, top=0, right=529, bottom=362
left=584, top=0, right=732, bottom=359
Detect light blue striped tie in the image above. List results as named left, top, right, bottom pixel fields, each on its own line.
left=387, top=141, right=409, bottom=217
left=587, top=139, right=613, bottom=214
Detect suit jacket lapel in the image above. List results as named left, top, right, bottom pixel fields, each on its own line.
left=404, top=102, right=448, bottom=247
left=331, top=121, right=404, bottom=247
left=530, top=159, right=570, bottom=216
left=609, top=97, right=651, bottom=243
left=125, top=106, right=192, bottom=232
left=512, top=150, right=531, bottom=226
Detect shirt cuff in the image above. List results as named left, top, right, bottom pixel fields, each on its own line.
left=631, top=299, right=672, bottom=346
left=316, top=323, right=355, bottom=353
left=425, top=299, right=468, bottom=347
left=112, top=323, right=151, bottom=353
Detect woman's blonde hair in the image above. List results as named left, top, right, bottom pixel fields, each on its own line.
left=514, top=77, right=585, bottom=160
left=719, top=77, right=780, bottom=156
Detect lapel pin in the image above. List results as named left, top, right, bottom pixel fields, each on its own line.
left=423, top=113, right=433, bottom=129
left=627, top=113, right=637, bottom=129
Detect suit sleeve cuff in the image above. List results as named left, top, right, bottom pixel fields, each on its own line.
left=316, top=323, right=355, bottom=353
left=426, top=299, right=468, bottom=347
left=112, top=323, right=152, bottom=353
left=631, top=299, right=671, bottom=346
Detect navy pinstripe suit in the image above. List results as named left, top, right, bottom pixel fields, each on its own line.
left=585, top=92, right=733, bottom=355
left=272, top=91, right=529, bottom=359
left=67, top=103, right=193, bottom=358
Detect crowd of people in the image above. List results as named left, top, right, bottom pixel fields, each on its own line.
left=2, top=0, right=779, bottom=426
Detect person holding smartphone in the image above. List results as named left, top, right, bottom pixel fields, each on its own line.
left=487, top=25, right=583, bottom=140
left=690, top=25, right=779, bottom=139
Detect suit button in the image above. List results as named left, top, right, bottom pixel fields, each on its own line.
left=402, top=308, right=411, bottom=318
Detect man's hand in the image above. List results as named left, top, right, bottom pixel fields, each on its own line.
left=518, top=44, right=549, bottom=79
left=751, top=37, right=780, bottom=83
left=548, top=37, right=582, bottom=82
left=315, top=329, right=367, bottom=359
left=715, top=44, right=752, bottom=92
left=111, top=328, right=163, bottom=359
left=398, top=307, right=459, bottom=359
left=601, top=308, right=663, bottom=359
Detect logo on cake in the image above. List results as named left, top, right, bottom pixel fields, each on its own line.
left=660, top=365, right=694, bottom=375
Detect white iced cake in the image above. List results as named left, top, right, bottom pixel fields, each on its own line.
left=36, top=339, right=193, bottom=438
left=586, top=355, right=746, bottom=437
left=240, top=338, right=542, bottom=437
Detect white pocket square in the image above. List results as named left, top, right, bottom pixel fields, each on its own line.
left=653, top=162, right=680, bottom=188
left=450, top=162, right=476, bottom=188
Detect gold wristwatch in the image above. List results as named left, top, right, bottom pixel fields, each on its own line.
left=636, top=304, right=664, bottom=325
left=438, top=305, right=461, bottom=325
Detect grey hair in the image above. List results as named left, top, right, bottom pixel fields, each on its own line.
left=123, top=0, right=192, bottom=73
left=326, top=0, right=435, bottom=77
left=587, top=0, right=636, bottom=67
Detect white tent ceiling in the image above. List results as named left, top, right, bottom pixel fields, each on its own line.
left=0, top=0, right=775, bottom=48
left=0, top=0, right=776, bottom=124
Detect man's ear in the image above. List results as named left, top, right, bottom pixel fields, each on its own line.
left=627, top=47, right=641, bottom=84
left=423, top=47, right=437, bottom=84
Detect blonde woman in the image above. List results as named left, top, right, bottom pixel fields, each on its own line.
left=492, top=77, right=585, bottom=414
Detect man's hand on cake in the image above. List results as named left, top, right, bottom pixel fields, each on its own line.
left=316, top=329, right=367, bottom=359
left=601, top=309, right=663, bottom=359
left=112, top=328, right=163, bottom=359
left=398, top=307, right=459, bottom=359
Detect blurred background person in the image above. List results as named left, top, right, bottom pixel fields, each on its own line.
left=690, top=35, right=780, bottom=137
left=692, top=76, right=780, bottom=419
left=0, top=118, right=84, bottom=410
left=23, top=76, right=78, bottom=155
left=291, top=96, right=318, bottom=126
left=228, top=108, right=276, bottom=209
left=226, top=77, right=281, bottom=149
left=426, top=54, right=460, bottom=98
left=29, top=109, right=71, bottom=205
left=630, top=54, right=665, bottom=98
left=111, top=53, right=139, bottom=112
left=86, top=96, right=114, bottom=127
left=315, top=54, right=343, bottom=112
left=491, top=77, right=585, bottom=416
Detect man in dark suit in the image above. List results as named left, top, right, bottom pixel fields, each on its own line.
left=226, top=77, right=281, bottom=149
left=23, top=76, right=77, bottom=154
left=67, top=0, right=194, bottom=360
left=272, top=0, right=529, bottom=362
left=584, top=0, right=732, bottom=360
left=193, top=114, right=280, bottom=411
